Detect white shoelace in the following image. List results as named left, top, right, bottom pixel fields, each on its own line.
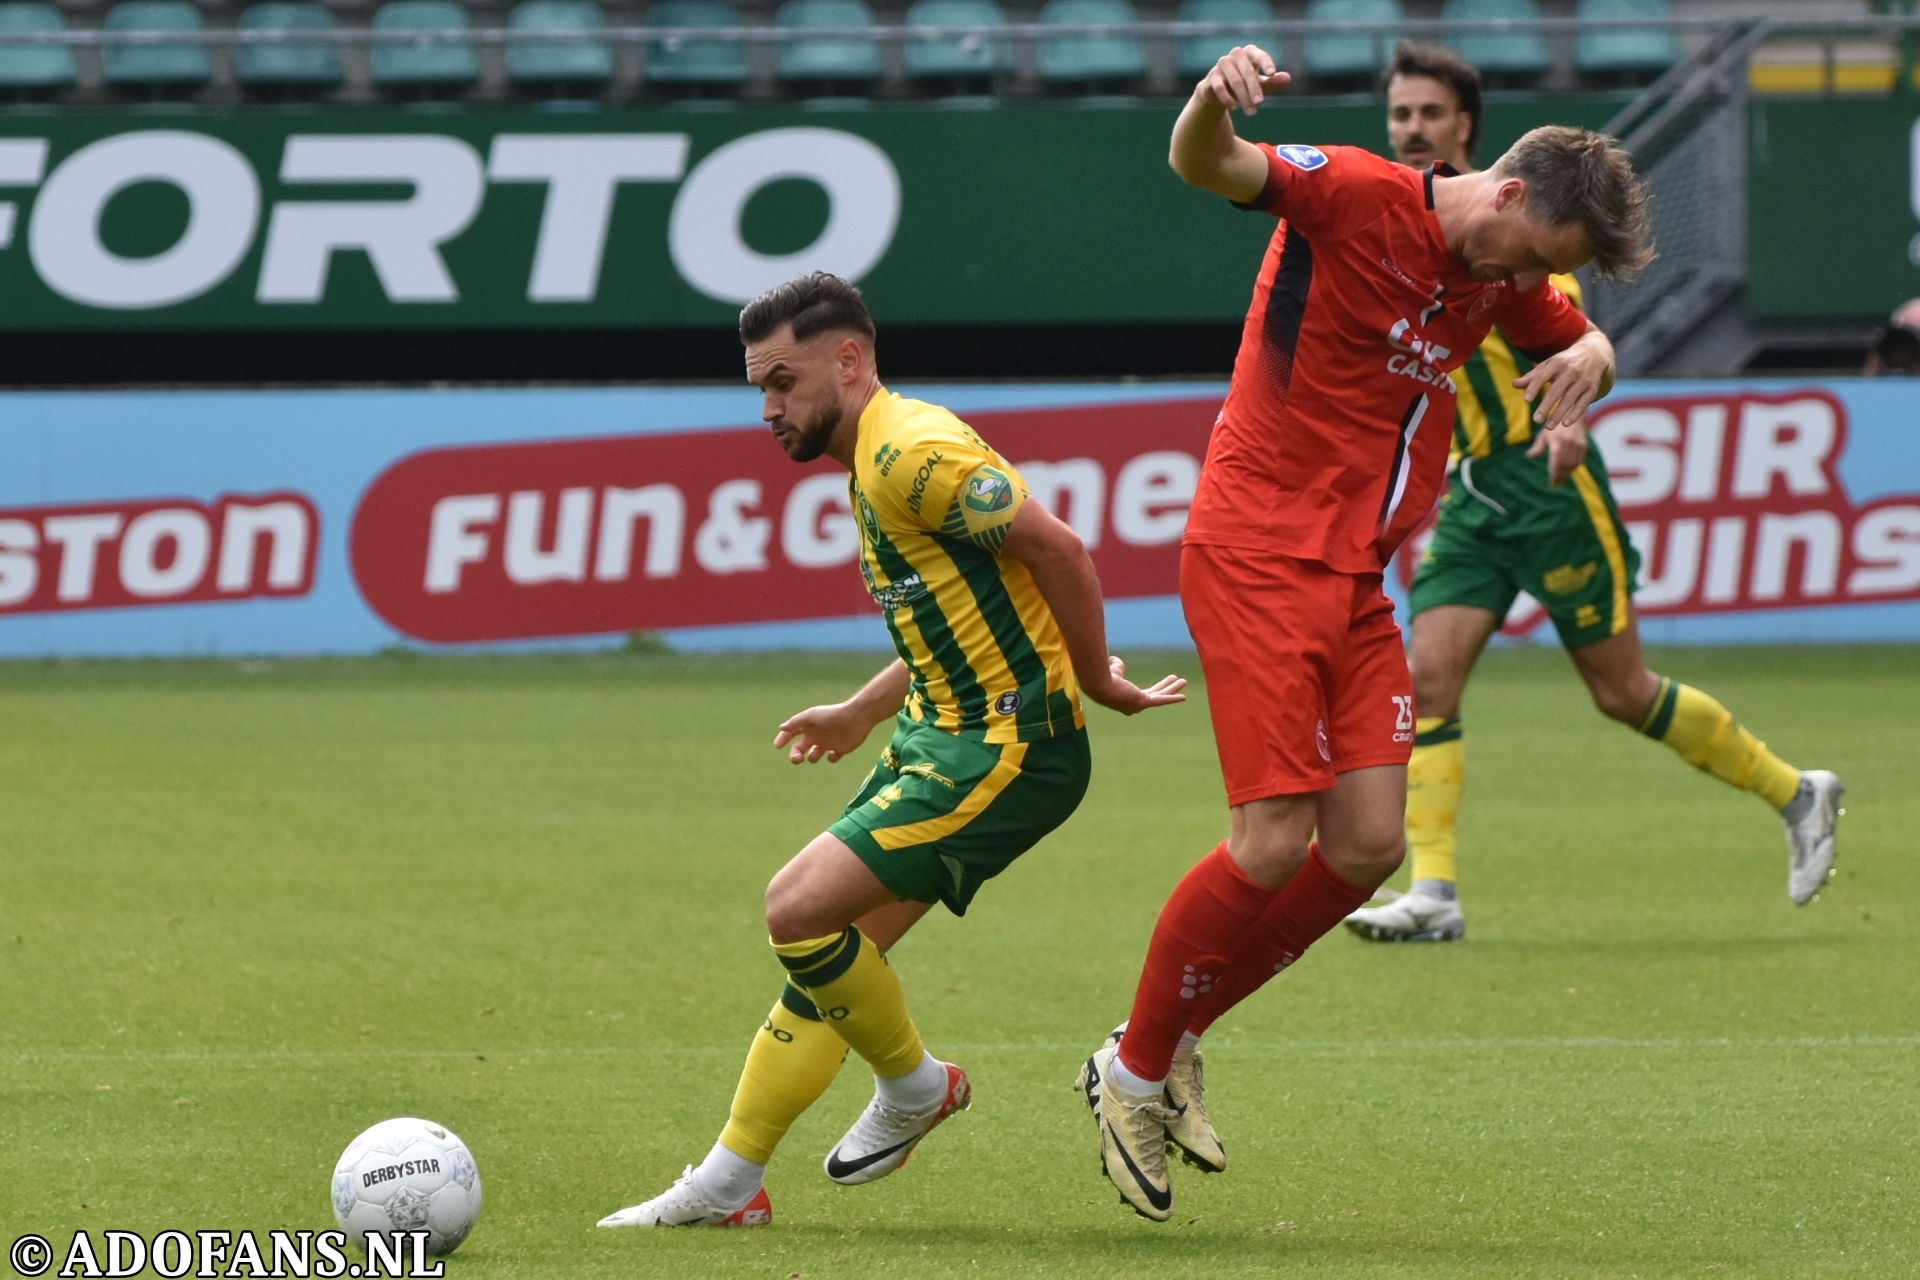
left=1113, top=1089, right=1181, bottom=1144
left=844, top=1096, right=935, bottom=1152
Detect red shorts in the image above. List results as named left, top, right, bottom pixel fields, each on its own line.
left=1181, top=543, right=1414, bottom=804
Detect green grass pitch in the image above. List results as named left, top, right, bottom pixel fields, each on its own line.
left=2, top=645, right=1916, bottom=1278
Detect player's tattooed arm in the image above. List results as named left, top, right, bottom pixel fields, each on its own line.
left=1170, top=45, right=1289, bottom=204
left=774, top=660, right=912, bottom=764
left=999, top=502, right=1188, bottom=717
left=1513, top=320, right=1615, bottom=433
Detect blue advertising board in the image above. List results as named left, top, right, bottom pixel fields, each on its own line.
left=0, top=379, right=1913, bottom=657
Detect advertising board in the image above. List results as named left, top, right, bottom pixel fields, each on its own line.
left=1746, top=98, right=1920, bottom=320
left=0, top=378, right=1914, bottom=657
left=0, top=99, right=1625, bottom=332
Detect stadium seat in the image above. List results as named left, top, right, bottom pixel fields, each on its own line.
left=1037, top=0, right=1147, bottom=87
left=102, top=0, right=210, bottom=89
left=1831, top=39, right=1897, bottom=93
left=370, top=0, right=478, bottom=89
left=1572, top=0, right=1678, bottom=80
left=644, top=0, right=750, bottom=87
left=506, top=0, right=613, bottom=86
left=775, top=0, right=881, bottom=86
left=1748, top=38, right=1823, bottom=93
left=0, top=3, right=75, bottom=92
left=1442, top=0, right=1551, bottom=84
left=1301, top=0, right=1401, bottom=83
left=903, top=0, right=1008, bottom=83
left=1175, top=0, right=1275, bottom=80
left=236, top=3, right=344, bottom=89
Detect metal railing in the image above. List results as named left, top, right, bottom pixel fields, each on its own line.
left=1581, top=14, right=1920, bottom=374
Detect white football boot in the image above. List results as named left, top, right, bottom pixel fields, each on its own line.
left=1785, top=770, right=1845, bottom=905
left=1343, top=887, right=1465, bottom=942
left=1078, top=1024, right=1225, bottom=1173
left=823, top=1061, right=970, bottom=1185
left=597, top=1168, right=772, bottom=1228
left=1075, top=1040, right=1179, bottom=1221
left=1165, top=1041, right=1226, bottom=1174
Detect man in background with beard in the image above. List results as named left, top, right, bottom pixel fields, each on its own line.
left=1344, top=42, right=1842, bottom=945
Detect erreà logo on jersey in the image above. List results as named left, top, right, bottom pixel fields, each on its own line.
left=1275, top=145, right=1328, bottom=171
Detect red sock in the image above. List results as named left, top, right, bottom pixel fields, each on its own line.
left=1185, top=844, right=1372, bottom=1038
left=1116, top=843, right=1277, bottom=1082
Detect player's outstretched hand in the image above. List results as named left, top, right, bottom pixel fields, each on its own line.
left=1082, top=655, right=1188, bottom=717
left=1527, top=417, right=1589, bottom=486
left=1513, top=339, right=1610, bottom=432
left=774, top=702, right=877, bottom=765
left=1199, top=45, right=1290, bottom=116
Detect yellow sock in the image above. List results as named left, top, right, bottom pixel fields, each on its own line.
left=771, top=927, right=927, bottom=1080
left=1406, top=716, right=1464, bottom=885
left=1638, top=678, right=1801, bottom=810
left=717, top=983, right=850, bottom=1164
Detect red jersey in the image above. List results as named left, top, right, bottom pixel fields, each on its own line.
left=1183, top=144, right=1589, bottom=574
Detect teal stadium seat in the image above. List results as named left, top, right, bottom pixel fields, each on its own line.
left=506, top=0, right=613, bottom=85
left=370, top=0, right=478, bottom=88
left=1175, top=0, right=1275, bottom=81
left=236, top=4, right=343, bottom=88
left=1302, top=0, right=1401, bottom=82
left=1574, top=0, right=1679, bottom=78
left=102, top=0, right=210, bottom=88
left=1443, top=0, right=1551, bottom=82
left=903, top=0, right=1008, bottom=80
left=1037, top=0, right=1147, bottom=85
left=644, top=0, right=749, bottom=86
left=0, top=3, right=75, bottom=91
left=775, top=0, right=881, bottom=85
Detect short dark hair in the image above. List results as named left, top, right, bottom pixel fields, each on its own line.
left=738, top=272, right=877, bottom=346
left=1383, top=40, right=1484, bottom=158
left=1491, top=125, right=1655, bottom=280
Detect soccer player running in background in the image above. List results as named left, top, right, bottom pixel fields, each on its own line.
left=599, top=273, right=1186, bottom=1228
left=1343, top=42, right=1844, bottom=945
left=1079, top=47, right=1649, bottom=1221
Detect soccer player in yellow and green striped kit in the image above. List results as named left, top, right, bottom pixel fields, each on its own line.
left=1343, top=43, right=1843, bottom=944
left=597, top=272, right=1186, bottom=1228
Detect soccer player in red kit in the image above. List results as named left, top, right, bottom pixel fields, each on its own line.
left=1075, top=45, right=1654, bottom=1221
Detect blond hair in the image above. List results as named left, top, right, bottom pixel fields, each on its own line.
left=1492, top=126, right=1655, bottom=280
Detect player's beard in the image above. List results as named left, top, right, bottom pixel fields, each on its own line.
left=779, top=393, right=844, bottom=463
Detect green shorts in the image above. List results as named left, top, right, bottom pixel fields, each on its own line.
left=829, top=713, right=1091, bottom=916
left=1409, top=448, right=1642, bottom=651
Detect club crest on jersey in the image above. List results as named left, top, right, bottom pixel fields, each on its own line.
left=993, top=690, right=1023, bottom=715
left=1469, top=291, right=1499, bottom=322
left=1275, top=144, right=1328, bottom=171
left=964, top=467, right=1014, bottom=514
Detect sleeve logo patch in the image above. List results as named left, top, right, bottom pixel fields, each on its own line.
left=1276, top=145, right=1329, bottom=171
left=963, top=467, right=1015, bottom=514
left=993, top=691, right=1023, bottom=715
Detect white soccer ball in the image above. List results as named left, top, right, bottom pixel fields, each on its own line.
left=331, top=1117, right=481, bottom=1257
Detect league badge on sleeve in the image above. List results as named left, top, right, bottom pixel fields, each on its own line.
left=964, top=467, right=1015, bottom=514
left=1275, top=145, right=1329, bottom=172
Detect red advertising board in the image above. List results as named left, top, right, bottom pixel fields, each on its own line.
left=0, top=492, right=317, bottom=615
left=1394, top=388, right=1920, bottom=634
left=351, top=398, right=1222, bottom=644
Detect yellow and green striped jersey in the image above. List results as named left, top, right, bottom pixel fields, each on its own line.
left=850, top=389, right=1084, bottom=744
left=1450, top=273, right=1585, bottom=462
